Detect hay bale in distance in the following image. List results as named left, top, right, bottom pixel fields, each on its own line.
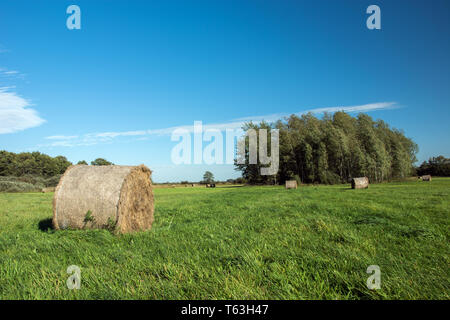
left=421, top=175, right=432, bottom=181
left=42, top=187, right=56, bottom=193
left=53, top=165, right=154, bottom=233
left=285, top=180, right=297, bottom=189
left=351, top=177, right=369, bottom=189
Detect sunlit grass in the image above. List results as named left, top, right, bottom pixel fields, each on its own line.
left=0, top=179, right=448, bottom=299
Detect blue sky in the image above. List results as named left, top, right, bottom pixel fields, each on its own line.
left=1, top=0, right=449, bottom=182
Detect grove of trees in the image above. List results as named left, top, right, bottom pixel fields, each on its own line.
left=0, top=151, right=114, bottom=177
left=235, top=112, right=418, bottom=184
left=416, top=156, right=450, bottom=177
left=0, top=151, right=72, bottom=177
left=90, top=158, right=114, bottom=166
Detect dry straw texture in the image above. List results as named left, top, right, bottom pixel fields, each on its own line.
left=53, top=164, right=154, bottom=233
left=351, top=177, right=369, bottom=189
left=285, top=180, right=298, bottom=189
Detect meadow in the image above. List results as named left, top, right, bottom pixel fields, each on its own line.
left=0, top=179, right=448, bottom=299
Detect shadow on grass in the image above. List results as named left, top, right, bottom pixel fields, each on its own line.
left=38, top=218, right=54, bottom=232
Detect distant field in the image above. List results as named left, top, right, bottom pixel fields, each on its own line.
left=0, top=179, right=449, bottom=299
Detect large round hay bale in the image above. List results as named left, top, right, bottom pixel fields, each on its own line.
left=351, top=177, right=369, bottom=189
left=53, top=165, right=154, bottom=233
left=285, top=180, right=298, bottom=189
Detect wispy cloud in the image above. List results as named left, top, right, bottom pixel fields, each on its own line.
left=0, top=68, right=24, bottom=78
left=304, top=102, right=397, bottom=114
left=235, top=102, right=398, bottom=122
left=46, top=135, right=78, bottom=140
left=41, top=101, right=398, bottom=147
left=0, top=87, right=46, bottom=134
left=95, top=130, right=148, bottom=138
left=0, top=44, right=9, bottom=54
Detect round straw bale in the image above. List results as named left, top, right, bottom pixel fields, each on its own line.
left=53, top=164, right=154, bottom=233
left=351, top=177, right=369, bottom=189
left=285, top=180, right=298, bottom=189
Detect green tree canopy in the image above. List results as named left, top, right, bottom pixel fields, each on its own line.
left=417, top=155, right=450, bottom=176
left=235, top=112, right=418, bottom=184
left=0, top=151, right=72, bottom=177
left=202, top=171, right=214, bottom=184
left=90, top=158, right=114, bottom=166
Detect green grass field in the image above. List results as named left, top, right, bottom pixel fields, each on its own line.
left=0, top=179, right=449, bottom=299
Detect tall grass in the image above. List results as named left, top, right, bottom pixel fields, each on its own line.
left=0, top=178, right=448, bottom=299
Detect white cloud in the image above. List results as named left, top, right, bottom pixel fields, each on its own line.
left=95, top=130, right=148, bottom=138
left=0, top=87, right=45, bottom=134
left=0, top=46, right=9, bottom=54
left=303, top=102, right=397, bottom=115
left=0, top=68, right=24, bottom=78
left=45, top=135, right=78, bottom=140
left=234, top=102, right=397, bottom=122
left=41, top=101, right=398, bottom=147
left=233, top=112, right=287, bottom=123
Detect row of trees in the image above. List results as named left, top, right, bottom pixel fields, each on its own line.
left=0, top=151, right=72, bottom=177
left=178, top=171, right=215, bottom=185
left=78, top=158, right=114, bottom=166
left=0, top=151, right=113, bottom=177
left=416, top=156, right=450, bottom=177
left=235, top=112, right=418, bottom=184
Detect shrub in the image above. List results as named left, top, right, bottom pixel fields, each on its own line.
left=0, top=175, right=61, bottom=191
left=0, top=181, right=41, bottom=193
left=44, top=175, right=62, bottom=187
left=16, top=174, right=46, bottom=188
